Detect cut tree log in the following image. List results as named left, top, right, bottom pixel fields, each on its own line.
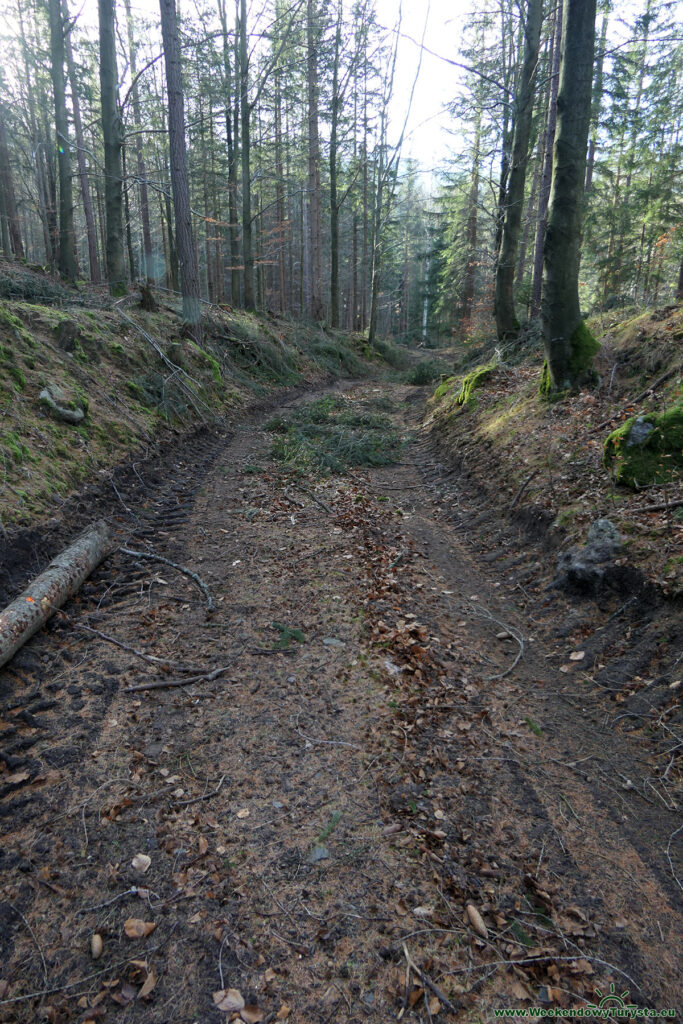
left=0, top=520, right=115, bottom=670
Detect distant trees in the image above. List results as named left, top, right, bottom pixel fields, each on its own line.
left=429, top=0, right=682, bottom=351
left=0, top=0, right=679, bottom=355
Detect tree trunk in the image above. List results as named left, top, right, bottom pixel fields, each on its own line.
left=541, top=0, right=599, bottom=395
left=329, top=0, right=342, bottom=328
left=99, top=0, right=126, bottom=294
left=0, top=521, right=114, bottom=671
left=160, top=0, right=202, bottom=339
left=49, top=0, right=77, bottom=280
left=495, top=0, right=543, bottom=342
left=63, top=0, right=100, bottom=282
left=124, top=0, right=153, bottom=282
left=584, top=11, right=608, bottom=195
left=307, top=0, right=323, bottom=321
left=531, top=0, right=562, bottom=318
left=217, top=0, right=240, bottom=305
left=0, top=103, right=24, bottom=260
left=239, top=0, right=254, bottom=308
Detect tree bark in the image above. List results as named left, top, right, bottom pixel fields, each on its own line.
left=160, top=0, right=202, bottom=339
left=217, top=0, right=240, bottom=305
left=329, top=0, right=342, bottom=328
left=307, top=0, right=323, bottom=321
left=531, top=0, right=562, bottom=318
left=124, top=0, right=153, bottom=282
left=63, top=0, right=100, bottom=282
left=239, top=0, right=255, bottom=308
left=0, top=103, right=24, bottom=260
left=0, top=521, right=114, bottom=671
left=99, top=0, right=126, bottom=294
left=541, top=0, right=599, bottom=394
left=494, top=0, right=543, bottom=342
left=49, top=0, right=77, bottom=280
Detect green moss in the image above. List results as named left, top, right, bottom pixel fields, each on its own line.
left=190, top=341, right=222, bottom=384
left=568, top=320, right=600, bottom=380
left=7, top=364, right=26, bottom=389
left=2, top=430, right=30, bottom=464
left=456, top=363, right=496, bottom=406
left=0, top=302, right=35, bottom=348
left=109, top=341, right=126, bottom=359
left=126, top=379, right=146, bottom=399
left=603, top=405, right=683, bottom=488
left=432, top=375, right=457, bottom=402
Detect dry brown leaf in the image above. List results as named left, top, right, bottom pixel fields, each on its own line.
left=4, top=771, right=30, bottom=785
left=138, top=968, right=157, bottom=1000
left=236, top=808, right=250, bottom=819
left=466, top=903, right=488, bottom=939
left=264, top=968, right=277, bottom=983
left=198, top=836, right=209, bottom=855
left=569, top=651, right=585, bottom=661
left=213, top=988, right=245, bottom=1013
left=90, top=934, right=103, bottom=959
left=131, top=853, right=151, bottom=874
left=510, top=980, right=532, bottom=1001
left=241, top=1007, right=264, bottom=1023
left=276, top=1006, right=291, bottom=1021
left=124, top=918, right=157, bottom=939
left=428, top=995, right=441, bottom=1015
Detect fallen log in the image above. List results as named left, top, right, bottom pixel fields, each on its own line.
left=0, top=520, right=115, bottom=670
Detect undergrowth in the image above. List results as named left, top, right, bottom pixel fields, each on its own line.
left=266, top=394, right=405, bottom=474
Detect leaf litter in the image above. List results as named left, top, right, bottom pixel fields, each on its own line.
left=0, top=383, right=679, bottom=1021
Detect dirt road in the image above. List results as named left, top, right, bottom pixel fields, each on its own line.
left=0, top=383, right=680, bottom=1022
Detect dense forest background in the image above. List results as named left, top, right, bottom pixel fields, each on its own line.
left=0, top=0, right=681, bottom=347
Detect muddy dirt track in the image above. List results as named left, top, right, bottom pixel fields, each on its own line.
left=0, top=383, right=680, bottom=1023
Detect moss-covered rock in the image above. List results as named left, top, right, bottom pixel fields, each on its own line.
left=603, top=405, right=683, bottom=488
left=456, top=363, right=496, bottom=406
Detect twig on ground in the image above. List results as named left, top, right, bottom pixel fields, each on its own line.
left=6, top=904, right=48, bottom=986
left=666, top=824, right=683, bottom=892
left=402, top=942, right=459, bottom=1015
left=469, top=603, right=525, bottom=680
left=291, top=709, right=361, bottom=750
left=510, top=468, right=539, bottom=509
left=75, top=620, right=196, bottom=669
left=292, top=482, right=334, bottom=515
left=0, top=941, right=166, bottom=1007
left=124, top=665, right=231, bottom=693
left=175, top=775, right=225, bottom=808
left=630, top=498, right=683, bottom=514
left=592, top=363, right=682, bottom=432
left=121, top=546, right=215, bottom=613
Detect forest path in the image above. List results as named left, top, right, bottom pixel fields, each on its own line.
left=0, top=382, right=680, bottom=1023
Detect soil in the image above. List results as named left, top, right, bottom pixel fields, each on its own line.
left=0, top=382, right=680, bottom=1024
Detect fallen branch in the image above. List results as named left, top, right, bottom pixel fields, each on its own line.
left=174, top=774, right=225, bottom=808
left=469, top=603, right=524, bottom=680
left=402, top=942, right=459, bottom=1016
left=76, top=621, right=198, bottom=671
left=124, top=665, right=231, bottom=693
left=120, top=547, right=215, bottom=612
left=630, top=498, right=683, bottom=515
left=0, top=520, right=115, bottom=670
left=510, top=468, right=539, bottom=509
left=592, top=363, right=682, bottom=432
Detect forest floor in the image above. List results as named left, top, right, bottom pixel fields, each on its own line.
left=0, top=381, right=680, bottom=1023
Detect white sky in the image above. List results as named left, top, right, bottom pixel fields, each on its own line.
left=373, top=0, right=471, bottom=173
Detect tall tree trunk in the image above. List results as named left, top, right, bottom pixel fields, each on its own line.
left=0, top=103, right=24, bottom=260
left=584, top=10, right=608, bottom=195
left=0, top=184, right=11, bottom=258
left=274, top=68, right=286, bottom=313
left=541, top=0, right=599, bottom=394
left=307, top=0, right=323, bottom=321
left=122, top=143, right=137, bottom=279
left=495, top=0, right=543, bottom=342
left=462, top=88, right=483, bottom=328
left=531, top=0, right=562, bottom=318
left=63, top=0, right=100, bottom=281
left=217, top=0, right=240, bottom=305
left=159, top=0, right=202, bottom=339
left=239, top=0, right=254, bottom=308
left=124, top=0, right=153, bottom=282
left=99, top=0, right=126, bottom=294
left=48, top=0, right=76, bottom=278
left=329, top=0, right=342, bottom=328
